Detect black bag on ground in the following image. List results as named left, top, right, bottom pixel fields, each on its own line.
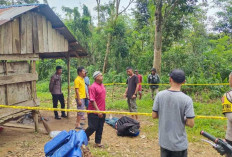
left=116, top=116, right=140, bottom=137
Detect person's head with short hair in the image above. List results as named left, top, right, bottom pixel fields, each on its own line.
left=169, top=69, right=186, bottom=86
left=126, top=67, right=133, bottom=76
left=229, top=72, right=232, bottom=88
left=93, top=71, right=103, bottom=84
left=77, top=67, right=85, bottom=78
left=135, top=69, right=139, bottom=75
left=56, top=66, right=62, bottom=75
left=151, top=68, right=156, bottom=75
left=84, top=71, right=88, bottom=77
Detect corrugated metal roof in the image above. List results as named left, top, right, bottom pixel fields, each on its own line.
left=0, top=4, right=87, bottom=58
left=0, top=5, right=38, bottom=25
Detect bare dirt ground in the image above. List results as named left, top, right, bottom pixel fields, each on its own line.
left=0, top=111, right=221, bottom=157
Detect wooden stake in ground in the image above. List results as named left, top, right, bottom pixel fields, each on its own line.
left=38, top=113, right=51, bottom=134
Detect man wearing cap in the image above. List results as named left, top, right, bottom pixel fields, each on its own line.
left=148, top=68, right=160, bottom=99
left=124, top=67, right=139, bottom=120
left=49, top=66, right=67, bottom=119
left=135, top=70, right=143, bottom=100
left=221, top=72, right=232, bottom=153
left=85, top=71, right=106, bottom=148
left=74, top=67, right=86, bottom=129
left=152, top=69, right=195, bottom=157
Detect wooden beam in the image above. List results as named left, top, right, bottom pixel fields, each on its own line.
left=30, top=61, right=36, bottom=98
left=47, top=21, right=53, bottom=52
left=42, top=16, right=48, bottom=53
left=37, top=14, right=44, bottom=53
left=0, top=25, right=3, bottom=54
left=26, top=13, right=33, bottom=54
left=3, top=61, right=8, bottom=105
left=0, top=110, right=32, bottom=125
left=12, top=18, right=20, bottom=54
left=32, top=12, right=39, bottom=54
left=0, top=73, right=38, bottom=86
left=32, top=110, right=39, bottom=132
left=0, top=99, right=39, bottom=120
left=67, top=52, right=70, bottom=118
left=0, top=54, right=39, bottom=61
left=53, top=27, right=65, bottom=30
left=3, top=122, right=34, bottom=129
left=30, top=60, right=39, bottom=132
left=20, top=14, right=27, bottom=54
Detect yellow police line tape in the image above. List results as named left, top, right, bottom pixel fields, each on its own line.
left=0, top=105, right=227, bottom=120
left=103, top=83, right=230, bottom=86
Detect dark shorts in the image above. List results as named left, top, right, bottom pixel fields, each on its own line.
left=161, top=147, right=187, bottom=157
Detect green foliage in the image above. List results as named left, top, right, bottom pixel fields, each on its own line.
left=34, top=2, right=232, bottom=99
left=214, top=0, right=232, bottom=35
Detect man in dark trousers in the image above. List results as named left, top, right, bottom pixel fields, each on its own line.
left=49, top=66, right=67, bottom=119
left=152, top=69, right=195, bottom=157
left=85, top=71, right=106, bottom=148
left=124, top=67, right=139, bottom=120
left=148, top=68, right=160, bottom=100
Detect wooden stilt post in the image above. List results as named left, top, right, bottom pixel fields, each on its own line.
left=67, top=52, right=71, bottom=118
left=30, top=60, right=39, bottom=132
left=3, top=61, right=8, bottom=105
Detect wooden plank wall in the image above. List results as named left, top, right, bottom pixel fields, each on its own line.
left=0, top=61, right=35, bottom=106
left=0, top=11, right=69, bottom=55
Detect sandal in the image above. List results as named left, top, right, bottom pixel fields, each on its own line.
left=75, top=126, right=83, bottom=130
left=95, top=144, right=104, bottom=148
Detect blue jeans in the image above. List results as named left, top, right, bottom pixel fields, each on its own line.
left=84, top=98, right=89, bottom=108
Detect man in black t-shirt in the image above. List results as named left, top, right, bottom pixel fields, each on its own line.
left=124, top=67, right=139, bottom=120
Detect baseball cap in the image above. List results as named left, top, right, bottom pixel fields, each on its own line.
left=93, top=71, right=102, bottom=79
left=169, top=69, right=185, bottom=83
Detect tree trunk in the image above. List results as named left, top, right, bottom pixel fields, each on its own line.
left=102, top=34, right=111, bottom=73
left=153, top=0, right=163, bottom=75
left=96, top=0, right=100, bottom=27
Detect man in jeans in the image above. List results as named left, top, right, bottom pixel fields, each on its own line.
left=124, top=67, right=139, bottom=120
left=74, top=67, right=86, bottom=129
left=49, top=66, right=67, bottom=119
left=221, top=72, right=232, bottom=157
left=83, top=71, right=90, bottom=120
left=85, top=71, right=106, bottom=148
left=152, top=69, right=195, bottom=157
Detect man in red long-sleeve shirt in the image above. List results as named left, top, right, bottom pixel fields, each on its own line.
left=85, top=71, right=106, bottom=148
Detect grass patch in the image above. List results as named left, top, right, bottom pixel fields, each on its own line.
left=37, top=81, right=227, bottom=142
